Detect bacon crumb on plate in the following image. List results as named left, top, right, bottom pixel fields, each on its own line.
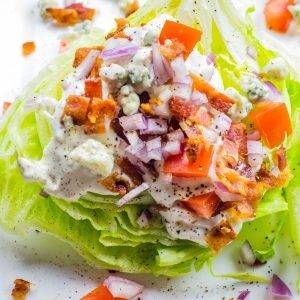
left=22, top=41, right=36, bottom=56
left=11, top=279, right=31, bottom=300
left=2, top=101, right=11, bottom=114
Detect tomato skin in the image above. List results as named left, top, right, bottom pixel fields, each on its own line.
left=264, top=0, right=295, bottom=33
left=159, top=20, right=202, bottom=59
left=248, top=102, right=292, bottom=149
left=80, top=284, right=114, bottom=300
left=163, top=144, right=214, bottom=178
left=182, top=192, right=221, bottom=219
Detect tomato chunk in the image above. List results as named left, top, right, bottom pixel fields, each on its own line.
left=85, top=78, right=102, bottom=98
left=163, top=144, right=214, bottom=178
left=159, top=20, right=202, bottom=59
left=264, top=0, right=295, bottom=33
left=182, top=192, right=221, bottom=219
left=191, top=74, right=235, bottom=113
left=248, top=102, right=292, bottom=149
left=80, top=284, right=114, bottom=300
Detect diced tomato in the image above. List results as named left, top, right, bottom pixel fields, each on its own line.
left=62, top=95, right=90, bottom=124
left=264, top=0, right=295, bottom=33
left=73, top=47, right=103, bottom=68
left=80, top=284, right=114, bottom=300
left=191, top=74, right=235, bottom=113
left=248, top=102, right=292, bottom=149
left=2, top=101, right=11, bottom=114
left=159, top=20, right=202, bottom=59
left=85, top=78, right=102, bottom=98
left=182, top=192, right=221, bottom=219
left=163, top=144, right=214, bottom=178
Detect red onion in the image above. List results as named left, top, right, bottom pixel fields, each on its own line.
left=271, top=166, right=280, bottom=178
left=162, top=140, right=182, bottom=157
left=191, top=90, right=208, bottom=105
left=170, top=55, right=191, bottom=84
left=116, top=183, right=149, bottom=207
left=101, top=45, right=139, bottom=62
left=119, top=114, right=147, bottom=131
left=247, top=140, right=264, bottom=167
left=137, top=209, right=152, bottom=227
left=152, top=43, right=172, bottom=85
left=76, top=50, right=101, bottom=79
left=206, top=52, right=216, bottom=66
left=247, top=130, right=261, bottom=141
left=240, top=240, right=256, bottom=266
left=167, top=129, right=185, bottom=142
left=103, top=276, right=144, bottom=299
left=214, top=181, right=243, bottom=202
left=147, top=148, right=162, bottom=160
left=172, top=83, right=192, bottom=101
left=271, top=274, right=292, bottom=298
left=264, top=81, right=281, bottom=99
left=213, top=113, right=232, bottom=133
left=146, top=137, right=161, bottom=151
left=237, top=290, right=250, bottom=300
left=140, top=119, right=168, bottom=135
left=248, top=154, right=264, bottom=168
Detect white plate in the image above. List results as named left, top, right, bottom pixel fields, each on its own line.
left=0, top=1, right=300, bottom=299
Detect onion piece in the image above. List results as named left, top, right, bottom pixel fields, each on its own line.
left=137, top=209, right=152, bottom=228
left=162, top=140, right=182, bottom=157
left=152, top=43, right=172, bottom=85
left=191, top=90, right=208, bottom=105
left=214, top=181, right=243, bottom=202
left=101, top=45, right=139, bottom=62
left=247, top=140, right=263, bottom=155
left=271, top=274, right=292, bottom=298
left=172, top=83, right=192, bottom=101
left=124, top=131, right=140, bottom=146
left=247, top=130, right=261, bottom=141
left=146, top=137, right=161, bottom=151
left=76, top=49, right=101, bottom=79
left=213, top=113, right=232, bottom=133
left=119, top=114, right=147, bottom=131
left=271, top=166, right=280, bottom=178
left=206, top=52, right=216, bottom=66
left=140, top=119, right=168, bottom=135
left=264, top=81, right=281, bottom=99
left=170, top=55, right=191, bottom=84
left=240, top=240, right=256, bottom=266
left=148, top=148, right=162, bottom=160
left=116, top=183, right=150, bottom=207
left=237, top=290, right=250, bottom=300
left=167, top=129, right=185, bottom=142
left=103, top=276, right=144, bottom=299
left=248, top=154, right=264, bottom=168
left=246, top=46, right=257, bottom=60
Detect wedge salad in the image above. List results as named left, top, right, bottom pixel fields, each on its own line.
left=1, top=0, right=300, bottom=279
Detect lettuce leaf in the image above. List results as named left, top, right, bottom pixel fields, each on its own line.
left=0, top=0, right=297, bottom=277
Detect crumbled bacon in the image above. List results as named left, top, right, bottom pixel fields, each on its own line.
left=2, top=101, right=11, bottom=114
left=209, top=96, right=234, bottom=114
left=169, top=97, right=198, bottom=120
left=89, top=56, right=103, bottom=78
left=46, top=4, right=95, bottom=26
left=22, top=42, right=36, bottom=56
left=234, top=162, right=256, bottom=181
left=222, top=200, right=255, bottom=220
left=73, top=47, right=103, bottom=68
left=224, top=123, right=247, bottom=159
left=125, top=0, right=139, bottom=17
left=85, top=78, right=102, bottom=98
left=206, top=220, right=237, bottom=254
left=99, top=172, right=130, bottom=195
left=62, top=95, right=90, bottom=124
left=117, top=158, right=143, bottom=186
left=276, top=146, right=287, bottom=171
left=11, top=279, right=31, bottom=300
left=185, top=139, right=200, bottom=163
left=222, top=138, right=239, bottom=166
left=105, top=18, right=131, bottom=40
left=160, top=39, right=187, bottom=59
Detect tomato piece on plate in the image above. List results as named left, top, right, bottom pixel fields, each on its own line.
left=264, top=0, right=295, bottom=33
left=248, top=102, right=292, bottom=149
left=182, top=192, right=221, bottom=219
left=80, top=284, right=114, bottom=300
left=2, top=101, right=11, bottom=114
left=159, top=20, right=202, bottom=59
left=163, top=144, right=214, bottom=178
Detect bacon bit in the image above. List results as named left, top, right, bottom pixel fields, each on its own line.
left=89, top=56, right=102, bottom=78
left=115, top=18, right=128, bottom=30
left=11, top=279, right=31, bottom=300
left=169, top=97, right=198, bottom=120
left=85, top=78, right=102, bottom=98
left=46, top=4, right=95, bottom=26
left=62, top=95, right=90, bottom=124
left=117, top=158, right=143, bottom=186
left=59, top=39, right=69, bottom=53
left=234, top=162, right=256, bottom=181
left=105, top=18, right=131, bottom=40
left=99, top=172, right=130, bottom=195
left=160, top=39, right=187, bottom=59
left=22, top=41, right=36, bottom=56
left=73, top=46, right=103, bottom=68
left=223, top=200, right=255, bottom=221
left=276, top=146, right=287, bottom=171
left=222, top=138, right=239, bottom=166
left=224, top=123, right=247, bottom=159
left=206, top=220, right=237, bottom=254
left=185, top=139, right=200, bottom=163
left=189, top=106, right=212, bottom=128
left=125, top=0, right=139, bottom=17
left=141, top=103, right=154, bottom=115
left=2, top=101, right=11, bottom=114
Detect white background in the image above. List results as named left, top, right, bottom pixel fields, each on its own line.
left=1, top=0, right=300, bottom=299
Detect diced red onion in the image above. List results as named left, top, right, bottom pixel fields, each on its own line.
left=76, top=50, right=101, bottom=79
left=237, top=290, right=250, bottom=300
left=248, top=154, right=264, bottom=168
left=126, top=139, right=145, bottom=155
left=162, top=140, right=182, bottom=157
left=124, top=131, right=139, bottom=146
left=213, top=113, right=232, bottom=133
left=119, top=114, right=147, bottom=131
left=171, top=55, right=191, bottom=84
left=246, top=46, right=257, bottom=60
left=103, top=276, right=144, bottom=299
left=201, top=66, right=215, bottom=82
left=148, top=147, right=162, bottom=160
left=206, top=52, right=216, bottom=66
left=167, top=129, right=185, bottom=142
left=264, top=81, right=281, bottom=99
left=271, top=166, right=280, bottom=178
left=271, top=274, right=292, bottom=298
left=101, top=45, right=139, bottom=62
left=241, top=240, right=256, bottom=266
left=116, top=183, right=149, bottom=207
left=140, top=119, right=168, bottom=135
left=247, top=140, right=263, bottom=155
left=152, top=43, right=172, bottom=85
left=191, top=90, right=208, bottom=105
left=247, top=130, right=261, bottom=141
left=214, top=181, right=243, bottom=202
left=137, top=209, right=152, bottom=228
left=146, top=137, right=161, bottom=151
left=172, top=83, right=192, bottom=101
